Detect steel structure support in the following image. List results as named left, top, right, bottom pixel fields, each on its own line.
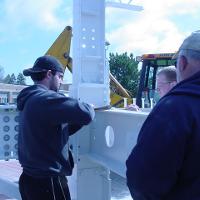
left=70, top=0, right=143, bottom=199
left=106, top=0, right=143, bottom=11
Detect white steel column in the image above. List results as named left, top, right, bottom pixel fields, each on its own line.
left=70, top=1, right=143, bottom=200
left=71, top=0, right=109, bottom=108
left=71, top=1, right=111, bottom=200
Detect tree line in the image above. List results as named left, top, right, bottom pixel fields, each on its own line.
left=109, top=52, right=140, bottom=97
left=0, top=66, right=26, bottom=85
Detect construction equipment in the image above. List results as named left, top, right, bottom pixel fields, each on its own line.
left=45, top=26, right=73, bottom=72
left=136, top=53, right=176, bottom=107
left=45, top=26, right=131, bottom=107
left=45, top=27, right=176, bottom=108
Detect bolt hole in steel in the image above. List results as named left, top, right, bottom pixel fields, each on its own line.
left=3, top=134, right=10, bottom=141
left=3, top=125, right=10, bottom=132
left=105, top=126, right=115, bottom=147
left=14, top=125, right=19, bottom=132
left=14, top=134, right=18, bottom=140
left=82, top=44, right=86, bottom=48
left=3, top=116, right=10, bottom=123
left=14, top=115, right=19, bottom=122
left=15, top=144, right=18, bottom=149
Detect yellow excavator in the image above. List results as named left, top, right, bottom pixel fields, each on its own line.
left=46, top=26, right=131, bottom=107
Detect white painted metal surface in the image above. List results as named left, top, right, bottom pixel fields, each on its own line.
left=106, top=0, right=143, bottom=11
left=69, top=0, right=144, bottom=199
left=71, top=0, right=110, bottom=108
left=0, top=106, right=21, bottom=199
left=88, top=109, right=148, bottom=177
left=0, top=105, right=18, bottom=160
left=73, top=109, right=148, bottom=176
left=68, top=109, right=148, bottom=200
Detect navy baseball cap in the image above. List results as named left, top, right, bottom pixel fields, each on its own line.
left=23, top=55, right=64, bottom=76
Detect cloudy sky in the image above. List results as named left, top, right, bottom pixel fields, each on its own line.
left=0, top=0, right=200, bottom=83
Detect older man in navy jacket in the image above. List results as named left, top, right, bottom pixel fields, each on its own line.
left=126, top=31, right=200, bottom=200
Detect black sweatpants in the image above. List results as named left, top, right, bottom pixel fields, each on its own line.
left=19, top=172, right=71, bottom=200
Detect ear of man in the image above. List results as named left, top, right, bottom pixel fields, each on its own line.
left=46, top=70, right=52, bottom=79
left=179, top=55, right=188, bottom=72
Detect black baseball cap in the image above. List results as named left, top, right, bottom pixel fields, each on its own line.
left=23, top=55, right=64, bottom=76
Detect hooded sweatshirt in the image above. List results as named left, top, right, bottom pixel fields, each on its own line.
left=126, top=71, right=200, bottom=200
left=17, top=84, right=95, bottom=177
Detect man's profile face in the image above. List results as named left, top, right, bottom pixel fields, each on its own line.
left=49, top=71, right=64, bottom=92
left=156, top=74, right=173, bottom=98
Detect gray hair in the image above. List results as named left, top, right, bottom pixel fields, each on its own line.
left=179, top=49, right=200, bottom=61
left=157, top=67, right=177, bottom=82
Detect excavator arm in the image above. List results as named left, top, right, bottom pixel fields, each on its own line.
left=45, top=26, right=72, bottom=72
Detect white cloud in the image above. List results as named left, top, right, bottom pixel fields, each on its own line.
left=106, top=0, right=200, bottom=55
left=3, top=0, right=70, bottom=30
left=1, top=0, right=200, bottom=58
left=136, top=0, right=200, bottom=16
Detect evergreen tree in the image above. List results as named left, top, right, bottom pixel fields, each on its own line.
left=16, top=73, right=26, bottom=85
left=3, top=74, right=11, bottom=84
left=0, top=66, right=4, bottom=82
left=109, top=52, right=139, bottom=97
left=9, top=73, right=16, bottom=84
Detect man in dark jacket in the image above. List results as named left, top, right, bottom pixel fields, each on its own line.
left=17, top=55, right=95, bottom=200
left=126, top=31, right=200, bottom=200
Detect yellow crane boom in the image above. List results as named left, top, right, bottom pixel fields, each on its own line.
left=46, top=26, right=72, bottom=72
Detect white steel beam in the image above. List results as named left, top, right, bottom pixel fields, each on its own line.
left=75, top=109, right=148, bottom=178
left=106, top=1, right=143, bottom=11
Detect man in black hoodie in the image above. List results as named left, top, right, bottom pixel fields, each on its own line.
left=17, top=55, right=95, bottom=200
left=126, top=31, right=200, bottom=200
